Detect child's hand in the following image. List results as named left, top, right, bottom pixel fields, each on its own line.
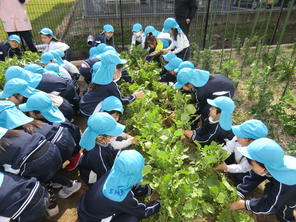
left=149, top=50, right=161, bottom=56
left=229, top=200, right=246, bottom=210
left=133, top=90, right=144, bottom=99
left=161, top=49, right=171, bottom=54
left=214, top=163, right=228, bottom=171
left=184, top=130, right=193, bottom=138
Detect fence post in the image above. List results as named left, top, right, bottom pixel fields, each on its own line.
left=270, top=1, right=284, bottom=45
left=202, top=0, right=212, bottom=49
left=119, top=0, right=124, bottom=51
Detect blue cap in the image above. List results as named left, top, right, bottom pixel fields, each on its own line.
left=238, top=138, right=296, bottom=185
left=164, top=57, right=183, bottom=71
left=49, top=50, right=64, bottom=65
left=207, top=96, right=235, bottom=131
left=8, top=34, right=21, bottom=44
left=5, top=66, right=42, bottom=89
left=24, top=64, right=45, bottom=74
left=162, top=53, right=177, bottom=62
left=103, top=46, right=118, bottom=54
left=103, top=24, right=114, bottom=33
left=174, top=68, right=210, bottom=89
left=132, top=23, right=142, bottom=32
left=100, top=96, right=124, bottom=114
left=0, top=78, right=41, bottom=98
left=0, top=100, right=34, bottom=129
left=162, top=18, right=182, bottom=33
left=96, top=43, right=107, bottom=54
left=232, top=119, right=268, bottom=139
left=92, top=51, right=127, bottom=85
left=92, top=62, right=101, bottom=74
left=144, top=26, right=160, bottom=36
left=89, top=47, right=98, bottom=58
left=0, top=127, right=8, bottom=139
left=174, top=61, right=195, bottom=73
left=19, top=92, right=65, bottom=123
left=79, top=112, right=125, bottom=151
left=39, top=28, right=58, bottom=40
left=45, top=63, right=60, bottom=73
left=103, top=150, right=144, bottom=202
left=40, top=52, right=55, bottom=64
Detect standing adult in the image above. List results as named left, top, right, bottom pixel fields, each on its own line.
left=174, top=0, right=197, bottom=36
left=0, top=0, right=37, bottom=52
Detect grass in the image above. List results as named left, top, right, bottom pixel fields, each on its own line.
left=0, top=0, right=75, bottom=42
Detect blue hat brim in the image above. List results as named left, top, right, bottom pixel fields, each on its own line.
left=237, top=146, right=253, bottom=160
left=79, top=127, right=98, bottom=151
left=104, top=122, right=125, bottom=137
left=266, top=155, right=296, bottom=185
left=174, top=82, right=184, bottom=89
left=18, top=103, right=32, bottom=112
left=0, top=91, right=9, bottom=98
left=162, top=27, right=170, bottom=33
left=232, top=125, right=245, bottom=138
left=41, top=106, right=65, bottom=123
left=164, top=63, right=174, bottom=71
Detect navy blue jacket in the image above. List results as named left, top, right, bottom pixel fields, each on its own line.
left=0, top=42, right=22, bottom=61
left=80, top=82, right=136, bottom=117
left=175, top=0, right=197, bottom=19
left=0, top=172, right=47, bottom=221
left=237, top=171, right=296, bottom=216
left=79, top=143, right=118, bottom=185
left=193, top=74, right=235, bottom=118
left=34, top=121, right=81, bottom=161
left=0, top=131, right=62, bottom=182
left=36, top=74, right=80, bottom=108
left=78, top=172, right=160, bottom=221
left=59, top=98, right=74, bottom=121
left=94, top=33, right=114, bottom=47
left=192, top=117, right=234, bottom=146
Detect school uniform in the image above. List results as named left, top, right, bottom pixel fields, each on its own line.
left=0, top=42, right=22, bottom=61
left=237, top=171, right=296, bottom=222
left=191, top=117, right=234, bottom=146
left=34, top=121, right=80, bottom=162
left=0, top=131, right=62, bottom=183
left=95, top=33, right=114, bottom=47
left=192, top=74, right=235, bottom=119
left=131, top=32, right=145, bottom=49
left=79, top=143, right=118, bottom=185
left=80, top=82, right=136, bottom=117
left=0, top=172, right=48, bottom=222
left=167, top=32, right=190, bottom=60
left=35, top=74, right=80, bottom=110
left=78, top=172, right=160, bottom=222
left=49, top=94, right=74, bottom=121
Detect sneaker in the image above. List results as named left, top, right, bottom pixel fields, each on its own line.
left=64, top=152, right=83, bottom=171
left=46, top=197, right=59, bottom=217
left=58, top=180, right=81, bottom=199
left=50, top=182, right=62, bottom=189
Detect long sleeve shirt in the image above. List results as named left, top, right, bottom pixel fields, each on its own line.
left=167, top=32, right=190, bottom=55
left=222, top=136, right=251, bottom=173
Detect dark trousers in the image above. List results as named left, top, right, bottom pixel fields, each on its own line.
left=7, top=30, right=37, bottom=52
left=64, top=48, right=72, bottom=61
left=176, top=47, right=190, bottom=61
left=79, top=213, right=139, bottom=222
left=175, top=16, right=190, bottom=37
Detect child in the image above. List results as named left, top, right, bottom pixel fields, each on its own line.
left=229, top=138, right=296, bottom=222
left=79, top=51, right=143, bottom=117
left=0, top=100, right=62, bottom=183
left=0, top=170, right=55, bottom=220
left=0, top=78, right=74, bottom=121
left=98, top=96, right=136, bottom=149
left=5, top=66, right=80, bottom=110
left=39, top=27, right=72, bottom=61
left=131, top=23, right=145, bottom=49
left=19, top=92, right=81, bottom=162
left=214, top=119, right=268, bottom=181
left=78, top=112, right=124, bottom=185
left=94, top=24, right=115, bottom=47
left=162, top=18, right=190, bottom=60
left=40, top=52, right=71, bottom=79
left=0, top=34, right=22, bottom=61
left=174, top=68, right=235, bottom=120
left=145, top=34, right=172, bottom=63
left=78, top=150, right=161, bottom=221
left=184, top=96, right=235, bottom=146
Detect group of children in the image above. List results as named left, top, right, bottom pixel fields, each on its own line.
left=0, top=18, right=295, bottom=222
